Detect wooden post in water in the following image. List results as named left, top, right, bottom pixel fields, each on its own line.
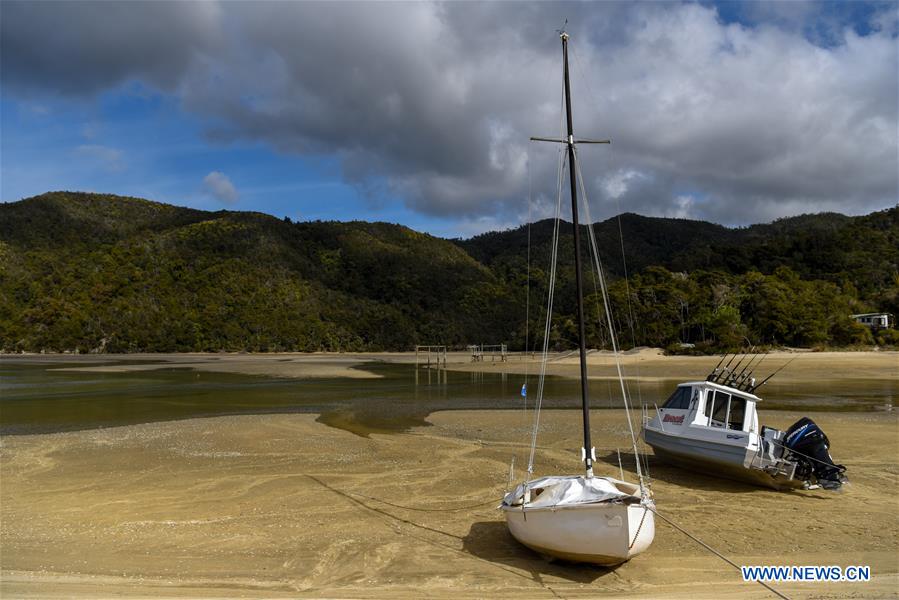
left=416, top=345, right=447, bottom=370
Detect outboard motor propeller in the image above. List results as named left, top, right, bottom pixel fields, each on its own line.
left=783, top=417, right=847, bottom=489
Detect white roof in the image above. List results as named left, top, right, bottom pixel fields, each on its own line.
left=678, top=380, right=763, bottom=402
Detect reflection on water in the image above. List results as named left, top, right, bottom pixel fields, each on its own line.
left=0, top=358, right=895, bottom=436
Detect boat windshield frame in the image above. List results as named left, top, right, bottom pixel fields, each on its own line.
left=685, top=381, right=760, bottom=433
left=681, top=380, right=763, bottom=403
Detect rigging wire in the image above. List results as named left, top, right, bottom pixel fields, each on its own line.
left=515, top=144, right=537, bottom=483
left=613, top=199, right=653, bottom=485
left=571, top=43, right=642, bottom=354
left=525, top=76, right=570, bottom=478
left=573, top=146, right=645, bottom=493
left=526, top=146, right=566, bottom=477
left=571, top=41, right=652, bottom=485
left=523, top=148, right=532, bottom=414
left=525, top=147, right=531, bottom=366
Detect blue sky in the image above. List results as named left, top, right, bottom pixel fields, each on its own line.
left=2, top=1, right=896, bottom=238
left=1, top=81, right=444, bottom=233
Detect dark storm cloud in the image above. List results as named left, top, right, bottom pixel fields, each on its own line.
left=0, top=1, right=220, bottom=95
left=2, top=1, right=896, bottom=227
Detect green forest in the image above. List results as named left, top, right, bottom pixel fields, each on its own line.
left=1, top=192, right=896, bottom=353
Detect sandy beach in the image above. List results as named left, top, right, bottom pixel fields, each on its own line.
left=2, top=351, right=897, bottom=598
left=2, top=411, right=897, bottom=599
left=448, top=347, right=899, bottom=384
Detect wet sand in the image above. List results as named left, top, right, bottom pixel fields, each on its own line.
left=18, top=348, right=897, bottom=385
left=39, top=352, right=389, bottom=379
left=2, top=407, right=897, bottom=599
left=3, top=350, right=896, bottom=597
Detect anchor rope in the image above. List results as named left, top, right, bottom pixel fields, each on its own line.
left=346, top=489, right=500, bottom=513
left=628, top=505, right=649, bottom=550
left=649, top=507, right=792, bottom=600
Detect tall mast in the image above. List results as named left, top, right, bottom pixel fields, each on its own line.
left=561, top=32, right=594, bottom=478
left=530, top=32, right=609, bottom=477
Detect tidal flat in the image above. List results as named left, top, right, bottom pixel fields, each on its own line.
left=1, top=351, right=897, bottom=598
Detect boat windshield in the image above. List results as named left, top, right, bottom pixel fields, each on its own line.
left=702, top=390, right=747, bottom=430
left=710, top=393, right=729, bottom=427
left=662, top=386, right=692, bottom=409
left=727, top=397, right=746, bottom=430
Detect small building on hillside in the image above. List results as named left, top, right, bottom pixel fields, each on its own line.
left=851, top=313, right=894, bottom=329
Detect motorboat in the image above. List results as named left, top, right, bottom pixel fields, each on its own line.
left=643, top=357, right=848, bottom=490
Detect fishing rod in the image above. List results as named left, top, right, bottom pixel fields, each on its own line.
left=730, top=346, right=757, bottom=386
left=715, top=353, right=739, bottom=383
left=747, top=351, right=770, bottom=379
left=732, top=353, right=761, bottom=390
left=725, top=351, right=752, bottom=385
left=707, top=353, right=729, bottom=381
left=727, top=352, right=749, bottom=381
left=736, top=351, right=769, bottom=389
left=750, top=354, right=799, bottom=392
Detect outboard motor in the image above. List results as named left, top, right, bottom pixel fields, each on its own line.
left=783, top=417, right=847, bottom=489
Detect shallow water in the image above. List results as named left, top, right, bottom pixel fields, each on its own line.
left=0, top=357, right=895, bottom=436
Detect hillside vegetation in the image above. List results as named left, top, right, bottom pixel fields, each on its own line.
left=0, top=192, right=514, bottom=352
left=459, top=209, right=899, bottom=350
left=1, top=192, right=896, bottom=353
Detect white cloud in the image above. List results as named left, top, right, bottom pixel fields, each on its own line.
left=666, top=195, right=696, bottom=219
left=600, top=169, right=647, bottom=201
left=202, top=171, right=238, bottom=205
left=4, top=2, right=896, bottom=229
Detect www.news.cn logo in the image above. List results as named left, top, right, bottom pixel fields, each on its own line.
left=741, top=565, right=871, bottom=582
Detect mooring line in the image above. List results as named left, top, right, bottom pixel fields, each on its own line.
left=649, top=507, right=791, bottom=600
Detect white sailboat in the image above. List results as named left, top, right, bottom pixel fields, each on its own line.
left=500, top=31, right=655, bottom=566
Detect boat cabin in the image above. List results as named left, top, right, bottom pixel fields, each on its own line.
left=643, top=365, right=848, bottom=489
left=652, top=381, right=762, bottom=440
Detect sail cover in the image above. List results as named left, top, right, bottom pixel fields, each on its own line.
left=502, top=475, right=637, bottom=509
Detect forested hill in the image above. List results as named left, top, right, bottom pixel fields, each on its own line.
left=1, top=192, right=896, bottom=353
left=457, top=208, right=898, bottom=351
left=0, top=192, right=516, bottom=352
left=457, top=210, right=898, bottom=301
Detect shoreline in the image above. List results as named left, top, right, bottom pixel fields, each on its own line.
left=4, top=348, right=896, bottom=384
left=3, top=350, right=894, bottom=440
left=446, top=348, right=899, bottom=385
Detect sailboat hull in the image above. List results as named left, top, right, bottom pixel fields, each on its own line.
left=501, top=501, right=654, bottom=565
